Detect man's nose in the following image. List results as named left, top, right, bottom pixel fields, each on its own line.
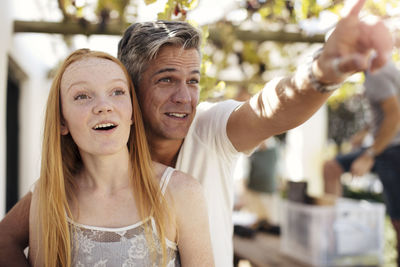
left=171, top=82, right=191, bottom=104
left=93, top=97, right=113, bottom=114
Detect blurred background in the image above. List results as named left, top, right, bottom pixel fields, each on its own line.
left=1, top=0, right=400, bottom=265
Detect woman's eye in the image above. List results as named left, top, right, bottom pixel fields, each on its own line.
left=74, top=94, right=90, bottom=100
left=112, top=89, right=126, bottom=96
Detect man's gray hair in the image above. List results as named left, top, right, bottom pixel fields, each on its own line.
left=118, top=20, right=202, bottom=89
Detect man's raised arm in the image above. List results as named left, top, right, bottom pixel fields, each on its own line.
left=0, top=192, right=31, bottom=266
left=227, top=0, right=393, bottom=152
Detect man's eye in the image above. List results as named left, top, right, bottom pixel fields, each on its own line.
left=159, top=77, right=172, bottom=83
left=188, top=79, right=199, bottom=84
left=112, top=89, right=126, bottom=96
left=74, top=94, right=90, bottom=100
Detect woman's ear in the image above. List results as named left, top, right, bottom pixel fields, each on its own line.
left=60, top=120, right=69, bottom=135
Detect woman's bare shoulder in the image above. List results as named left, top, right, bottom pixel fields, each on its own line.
left=151, top=161, right=203, bottom=199
left=169, top=171, right=203, bottom=204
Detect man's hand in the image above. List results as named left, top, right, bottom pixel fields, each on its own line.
left=227, top=0, right=393, bottom=153
left=0, top=193, right=31, bottom=267
left=315, top=0, right=393, bottom=84
left=350, top=152, right=374, bottom=177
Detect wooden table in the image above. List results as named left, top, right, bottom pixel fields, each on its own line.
left=234, top=232, right=311, bottom=267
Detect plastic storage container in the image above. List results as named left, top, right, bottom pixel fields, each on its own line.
left=280, top=198, right=385, bottom=266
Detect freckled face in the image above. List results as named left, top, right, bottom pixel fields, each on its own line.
left=60, top=57, right=132, bottom=157
left=137, top=46, right=201, bottom=143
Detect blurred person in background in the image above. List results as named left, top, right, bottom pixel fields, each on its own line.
left=323, top=60, right=400, bottom=265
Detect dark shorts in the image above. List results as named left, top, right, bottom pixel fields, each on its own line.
left=336, top=145, right=400, bottom=219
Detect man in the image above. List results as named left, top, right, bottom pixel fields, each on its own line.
left=0, top=0, right=393, bottom=266
left=324, top=60, right=400, bottom=264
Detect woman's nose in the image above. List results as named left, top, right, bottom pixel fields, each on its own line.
left=93, top=98, right=113, bottom=114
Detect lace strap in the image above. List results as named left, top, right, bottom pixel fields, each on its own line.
left=159, top=167, right=175, bottom=195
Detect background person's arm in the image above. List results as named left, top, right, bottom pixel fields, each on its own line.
left=366, top=96, right=400, bottom=155
left=227, top=0, right=393, bottom=152
left=350, top=126, right=370, bottom=149
left=0, top=192, right=31, bottom=267
left=351, top=96, right=400, bottom=176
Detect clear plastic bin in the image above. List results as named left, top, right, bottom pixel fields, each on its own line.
left=280, top=198, right=385, bottom=266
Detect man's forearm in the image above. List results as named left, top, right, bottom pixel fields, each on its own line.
left=260, top=73, right=333, bottom=133
left=0, top=235, right=30, bottom=267
left=0, top=192, right=31, bottom=266
left=227, top=0, right=393, bottom=153
left=227, top=74, right=333, bottom=152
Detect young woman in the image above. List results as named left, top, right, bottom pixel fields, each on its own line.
left=28, top=49, right=214, bottom=267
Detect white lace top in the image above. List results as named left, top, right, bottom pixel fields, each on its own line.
left=68, top=167, right=181, bottom=267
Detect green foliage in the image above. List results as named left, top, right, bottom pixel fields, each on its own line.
left=181, top=0, right=199, bottom=9
left=144, top=0, right=157, bottom=4
left=258, top=6, right=272, bottom=19
left=198, top=25, right=225, bottom=100
left=242, top=42, right=261, bottom=64
left=384, top=216, right=398, bottom=267
left=300, top=0, right=317, bottom=19
left=342, top=184, right=384, bottom=203
left=327, top=3, right=344, bottom=17
left=154, top=0, right=198, bottom=20
left=393, top=50, right=400, bottom=62
left=96, top=0, right=130, bottom=22
left=157, top=0, right=175, bottom=20
left=253, top=0, right=296, bottom=22
left=327, top=82, right=371, bottom=148
left=53, top=0, right=400, bottom=105
left=272, top=0, right=286, bottom=17
left=327, top=82, right=360, bottom=110
left=365, top=0, right=398, bottom=17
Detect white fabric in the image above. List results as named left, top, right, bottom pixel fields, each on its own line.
left=160, top=167, right=175, bottom=195
left=175, top=100, right=242, bottom=267
left=68, top=167, right=180, bottom=267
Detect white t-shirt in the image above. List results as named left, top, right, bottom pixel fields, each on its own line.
left=175, top=100, right=242, bottom=267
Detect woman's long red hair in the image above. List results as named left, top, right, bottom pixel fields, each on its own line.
left=37, top=49, right=170, bottom=266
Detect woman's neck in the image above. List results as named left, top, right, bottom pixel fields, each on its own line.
left=78, top=148, right=132, bottom=194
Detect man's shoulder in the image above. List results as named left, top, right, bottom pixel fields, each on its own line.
left=190, top=100, right=241, bottom=134
left=195, top=99, right=241, bottom=116
left=181, top=99, right=241, bottom=155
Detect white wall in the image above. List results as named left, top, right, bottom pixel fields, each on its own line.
left=0, top=1, right=52, bottom=218
left=0, top=0, right=13, bottom=218
left=284, top=105, right=328, bottom=196
left=10, top=37, right=52, bottom=199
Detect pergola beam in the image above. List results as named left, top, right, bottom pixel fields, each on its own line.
left=13, top=20, right=325, bottom=43
left=13, top=20, right=127, bottom=36
left=208, top=28, right=325, bottom=43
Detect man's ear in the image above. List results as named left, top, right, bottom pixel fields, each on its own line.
left=60, top=120, right=69, bottom=135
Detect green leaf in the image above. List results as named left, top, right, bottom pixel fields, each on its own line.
left=144, top=0, right=158, bottom=5
left=157, top=0, right=175, bottom=20
left=258, top=6, right=272, bottom=18
left=180, top=0, right=199, bottom=10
